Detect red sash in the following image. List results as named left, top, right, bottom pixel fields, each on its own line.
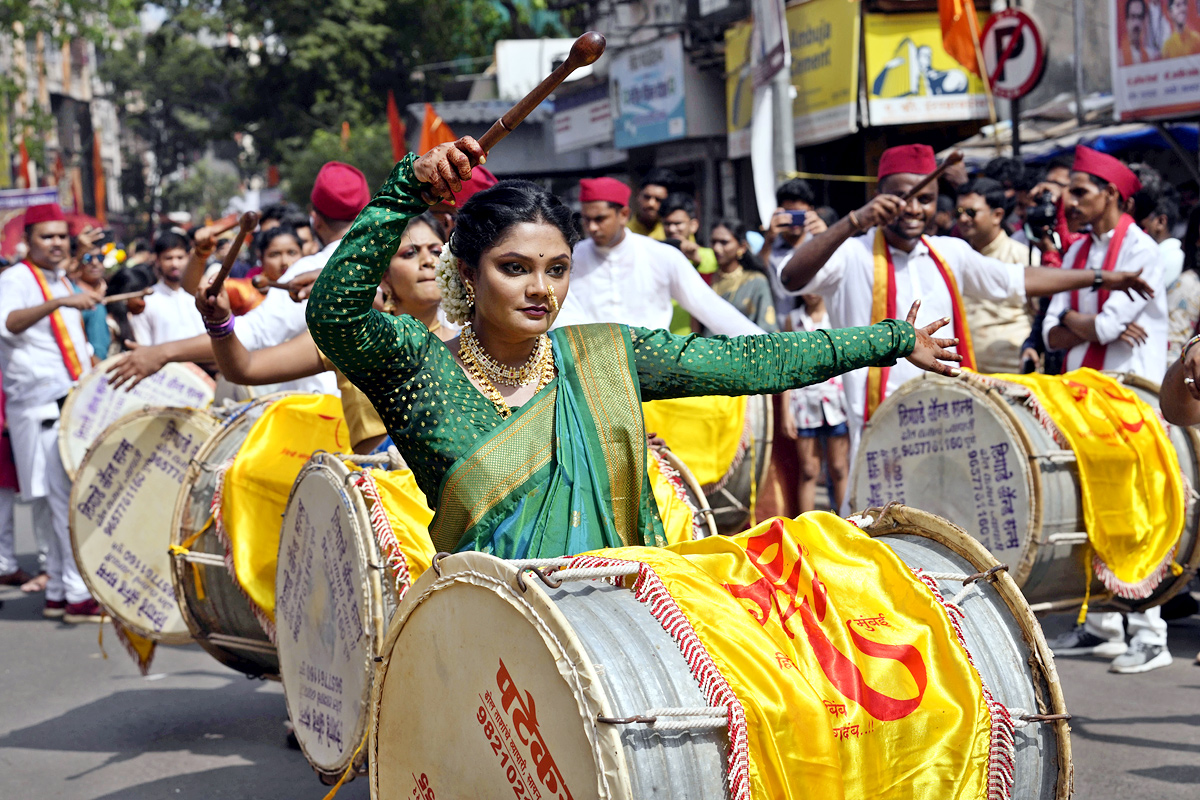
left=1067, top=214, right=1133, bottom=371
left=24, top=261, right=85, bottom=381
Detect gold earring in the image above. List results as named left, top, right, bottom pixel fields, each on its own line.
left=382, top=291, right=397, bottom=314
left=547, top=284, right=559, bottom=313
left=465, top=280, right=475, bottom=306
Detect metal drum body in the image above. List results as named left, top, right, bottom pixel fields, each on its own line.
left=704, top=394, right=773, bottom=534
left=169, top=395, right=289, bottom=677
left=59, top=358, right=214, bottom=479
left=370, top=553, right=727, bottom=800
left=70, top=407, right=220, bottom=642
left=277, top=454, right=394, bottom=782
left=860, top=505, right=1072, bottom=800
left=848, top=373, right=1200, bottom=613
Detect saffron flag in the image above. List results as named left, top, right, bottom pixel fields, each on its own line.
left=418, top=102, right=456, bottom=154
left=938, top=0, right=982, bottom=76
left=387, top=90, right=407, bottom=162
left=17, top=138, right=34, bottom=189
left=92, top=133, right=107, bottom=224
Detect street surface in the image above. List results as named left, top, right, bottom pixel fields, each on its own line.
left=1, top=503, right=1197, bottom=799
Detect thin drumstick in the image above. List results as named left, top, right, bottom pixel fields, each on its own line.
left=899, top=151, right=964, bottom=202
left=100, top=287, right=153, bottom=305
left=205, top=211, right=259, bottom=299
left=421, top=31, right=606, bottom=204
left=250, top=275, right=290, bottom=291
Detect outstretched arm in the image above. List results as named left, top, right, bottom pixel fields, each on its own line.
left=307, top=138, right=484, bottom=380
left=195, top=287, right=325, bottom=385
left=635, top=302, right=959, bottom=401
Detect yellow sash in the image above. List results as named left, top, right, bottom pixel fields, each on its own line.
left=581, top=514, right=995, bottom=799
left=219, top=394, right=349, bottom=625
left=979, top=370, right=1184, bottom=596
left=642, top=395, right=747, bottom=486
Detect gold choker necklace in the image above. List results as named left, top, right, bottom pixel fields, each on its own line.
left=459, top=324, right=555, bottom=417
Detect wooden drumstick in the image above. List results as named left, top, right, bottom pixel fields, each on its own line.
left=100, top=287, right=154, bottom=305
left=205, top=211, right=259, bottom=299
left=250, top=274, right=290, bottom=291
left=899, top=151, right=964, bottom=202
left=421, top=31, right=606, bottom=204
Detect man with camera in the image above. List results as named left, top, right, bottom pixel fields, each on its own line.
left=763, top=178, right=828, bottom=323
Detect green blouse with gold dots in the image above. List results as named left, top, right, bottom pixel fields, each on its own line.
left=307, top=154, right=916, bottom=546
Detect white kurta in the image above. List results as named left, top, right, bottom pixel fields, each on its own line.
left=233, top=239, right=341, bottom=396
left=556, top=231, right=765, bottom=336
left=0, top=263, right=92, bottom=498
left=129, top=280, right=207, bottom=346
left=785, top=229, right=1026, bottom=457
left=1042, top=224, right=1167, bottom=382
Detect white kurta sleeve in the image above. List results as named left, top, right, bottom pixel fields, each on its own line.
left=941, top=237, right=1026, bottom=303
left=666, top=247, right=766, bottom=336
left=128, top=311, right=152, bottom=346
left=791, top=236, right=856, bottom=298
left=1092, top=241, right=1159, bottom=345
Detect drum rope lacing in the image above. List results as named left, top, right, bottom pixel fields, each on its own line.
left=597, top=707, right=728, bottom=730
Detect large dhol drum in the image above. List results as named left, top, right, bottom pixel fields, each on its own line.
left=70, top=407, right=220, bottom=642
left=276, top=454, right=399, bottom=782
left=703, top=394, right=772, bottom=533
left=59, top=358, right=214, bottom=479
left=848, top=373, right=1200, bottom=613
left=369, top=518, right=1070, bottom=799
left=170, top=394, right=290, bottom=677
left=858, top=504, right=1072, bottom=800
left=649, top=448, right=718, bottom=540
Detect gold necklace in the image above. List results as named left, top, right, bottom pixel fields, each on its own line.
left=459, top=325, right=555, bottom=418
left=460, top=324, right=550, bottom=386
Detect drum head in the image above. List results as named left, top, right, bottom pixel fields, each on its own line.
left=70, top=407, right=220, bottom=643
left=849, top=375, right=1037, bottom=574
left=277, top=455, right=382, bottom=778
left=60, top=359, right=214, bottom=479
left=372, top=552, right=626, bottom=800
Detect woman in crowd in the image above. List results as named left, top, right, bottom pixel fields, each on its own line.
left=195, top=211, right=450, bottom=454
left=306, top=138, right=961, bottom=559
left=700, top=218, right=777, bottom=335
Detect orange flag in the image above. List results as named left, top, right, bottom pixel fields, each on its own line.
left=418, top=103, right=456, bottom=154
left=92, top=133, right=107, bottom=224
left=17, top=139, right=33, bottom=188
left=387, top=90, right=407, bottom=162
left=938, top=0, right=982, bottom=76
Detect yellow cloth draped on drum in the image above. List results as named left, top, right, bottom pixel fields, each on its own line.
left=646, top=452, right=697, bottom=545
left=984, top=369, right=1184, bottom=595
left=354, top=465, right=437, bottom=588
left=642, top=396, right=746, bottom=486
left=587, top=514, right=994, bottom=800
left=220, top=394, right=349, bottom=622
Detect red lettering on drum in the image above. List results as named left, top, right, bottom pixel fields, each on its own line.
left=494, top=659, right=572, bottom=800
left=411, top=772, right=436, bottom=799
left=723, top=521, right=929, bottom=723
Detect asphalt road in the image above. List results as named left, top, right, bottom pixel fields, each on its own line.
left=1, top=503, right=1198, bottom=799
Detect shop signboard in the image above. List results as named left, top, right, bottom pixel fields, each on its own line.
left=1111, top=0, right=1200, bottom=120
left=610, top=34, right=687, bottom=149
left=788, top=0, right=861, bottom=145
left=864, top=11, right=990, bottom=126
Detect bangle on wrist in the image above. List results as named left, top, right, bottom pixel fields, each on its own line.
left=848, top=209, right=862, bottom=233
left=204, top=314, right=235, bottom=339
left=1183, top=334, right=1200, bottom=361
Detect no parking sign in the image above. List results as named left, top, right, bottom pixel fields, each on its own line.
left=980, top=9, right=1047, bottom=100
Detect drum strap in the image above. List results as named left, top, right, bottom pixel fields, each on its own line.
left=866, top=232, right=975, bottom=421
left=1067, top=214, right=1133, bottom=372
left=23, top=261, right=84, bottom=380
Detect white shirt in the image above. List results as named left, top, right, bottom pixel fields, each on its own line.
left=1160, top=237, right=1184, bottom=289
left=767, top=235, right=806, bottom=320
left=233, top=239, right=342, bottom=395
left=129, top=280, right=207, bottom=346
left=0, top=263, right=92, bottom=408
left=1042, top=223, right=1167, bottom=382
left=556, top=231, right=765, bottom=336
left=786, top=229, right=1026, bottom=456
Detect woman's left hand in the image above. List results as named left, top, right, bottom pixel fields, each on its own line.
left=195, top=281, right=232, bottom=323
left=902, top=301, right=963, bottom=377
left=413, top=137, right=487, bottom=204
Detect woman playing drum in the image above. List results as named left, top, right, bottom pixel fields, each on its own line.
left=307, top=138, right=963, bottom=558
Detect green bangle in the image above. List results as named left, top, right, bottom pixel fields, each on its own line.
left=1182, top=334, right=1200, bottom=361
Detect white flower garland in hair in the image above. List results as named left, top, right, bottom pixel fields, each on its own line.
left=434, top=244, right=473, bottom=325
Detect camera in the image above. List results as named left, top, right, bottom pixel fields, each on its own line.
left=1024, top=191, right=1058, bottom=242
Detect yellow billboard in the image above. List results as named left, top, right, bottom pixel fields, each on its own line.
left=864, top=11, right=990, bottom=125
left=725, top=18, right=754, bottom=158
left=788, top=0, right=861, bottom=145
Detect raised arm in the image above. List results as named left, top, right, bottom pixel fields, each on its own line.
left=779, top=194, right=905, bottom=292
left=307, top=138, right=482, bottom=377
left=195, top=286, right=325, bottom=384
left=634, top=302, right=959, bottom=401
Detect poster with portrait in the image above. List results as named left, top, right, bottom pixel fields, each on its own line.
left=1112, top=0, right=1200, bottom=119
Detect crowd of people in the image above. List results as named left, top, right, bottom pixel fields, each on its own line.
left=0, top=135, right=1194, bottom=680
